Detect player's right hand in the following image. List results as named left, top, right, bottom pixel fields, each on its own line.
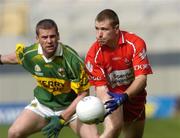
left=42, top=115, right=65, bottom=138
left=104, top=92, right=128, bottom=115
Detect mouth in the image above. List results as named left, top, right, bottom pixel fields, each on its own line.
left=97, top=39, right=106, bottom=45
left=46, top=45, right=56, bottom=51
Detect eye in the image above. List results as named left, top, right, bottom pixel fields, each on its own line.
left=41, top=36, right=48, bottom=39
left=50, top=35, right=56, bottom=39
left=95, top=27, right=99, bottom=31
left=101, top=27, right=108, bottom=31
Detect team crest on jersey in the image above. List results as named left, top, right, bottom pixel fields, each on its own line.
left=58, top=68, right=65, bottom=77
left=34, top=64, right=43, bottom=76
left=86, top=61, right=93, bottom=72
left=35, top=64, right=41, bottom=72
left=124, top=58, right=131, bottom=65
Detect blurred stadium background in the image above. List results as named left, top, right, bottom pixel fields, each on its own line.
left=0, top=0, right=180, bottom=138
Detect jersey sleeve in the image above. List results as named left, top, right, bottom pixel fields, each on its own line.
left=69, top=55, right=90, bottom=94
left=85, top=45, right=107, bottom=86
left=132, top=39, right=153, bottom=76
left=15, top=43, right=25, bottom=64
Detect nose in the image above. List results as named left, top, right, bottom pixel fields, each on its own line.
left=47, top=37, right=52, bottom=43
left=96, top=30, right=103, bottom=38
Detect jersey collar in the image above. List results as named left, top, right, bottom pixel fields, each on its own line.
left=118, top=30, right=125, bottom=45
left=55, top=42, right=63, bottom=56
left=38, top=43, right=63, bottom=63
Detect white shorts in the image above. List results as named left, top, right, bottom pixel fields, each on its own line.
left=25, top=98, right=77, bottom=123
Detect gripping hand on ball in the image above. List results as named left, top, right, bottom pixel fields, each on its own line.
left=42, top=115, right=65, bottom=138
left=105, top=92, right=128, bottom=115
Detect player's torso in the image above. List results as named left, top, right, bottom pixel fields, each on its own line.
left=20, top=44, right=83, bottom=109
left=23, top=44, right=73, bottom=93
left=99, top=44, right=135, bottom=92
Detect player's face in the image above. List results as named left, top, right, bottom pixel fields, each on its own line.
left=36, top=28, right=59, bottom=58
left=95, top=19, right=119, bottom=47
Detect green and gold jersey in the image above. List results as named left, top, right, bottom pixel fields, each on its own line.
left=15, top=43, right=90, bottom=110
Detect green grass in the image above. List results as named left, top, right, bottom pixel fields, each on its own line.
left=143, top=117, right=180, bottom=138
left=1, top=117, right=180, bottom=138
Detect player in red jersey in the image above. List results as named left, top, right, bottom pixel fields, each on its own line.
left=85, top=9, right=152, bottom=138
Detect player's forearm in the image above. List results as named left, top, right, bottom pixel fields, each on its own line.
left=61, top=90, right=89, bottom=121
left=125, top=75, right=147, bottom=98
left=95, top=85, right=111, bottom=103
left=0, top=52, right=18, bottom=64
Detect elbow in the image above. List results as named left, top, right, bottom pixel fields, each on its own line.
left=136, top=75, right=147, bottom=89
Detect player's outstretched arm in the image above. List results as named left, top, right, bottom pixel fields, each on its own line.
left=0, top=52, right=18, bottom=64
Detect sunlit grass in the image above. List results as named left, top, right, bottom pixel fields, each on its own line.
left=1, top=117, right=180, bottom=138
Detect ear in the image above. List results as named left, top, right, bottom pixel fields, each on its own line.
left=114, top=25, right=119, bottom=35
left=114, top=24, right=119, bottom=30
left=36, top=35, right=39, bottom=43
left=57, top=32, right=60, bottom=40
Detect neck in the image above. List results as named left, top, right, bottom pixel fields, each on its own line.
left=109, top=33, right=120, bottom=49
left=43, top=52, right=54, bottom=59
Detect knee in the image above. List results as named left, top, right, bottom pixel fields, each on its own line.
left=111, top=123, right=122, bottom=133
left=105, top=120, right=123, bottom=135
left=8, top=127, right=23, bottom=138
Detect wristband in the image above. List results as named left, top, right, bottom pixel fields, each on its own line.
left=59, top=115, right=65, bottom=124
left=0, top=54, right=3, bottom=65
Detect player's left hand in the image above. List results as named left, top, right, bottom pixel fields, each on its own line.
left=104, top=92, right=128, bottom=115
left=42, top=115, right=65, bottom=138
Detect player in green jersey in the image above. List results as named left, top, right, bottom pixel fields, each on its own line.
left=0, top=19, right=99, bottom=138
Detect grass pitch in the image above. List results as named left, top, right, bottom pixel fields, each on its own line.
left=1, top=117, right=180, bottom=138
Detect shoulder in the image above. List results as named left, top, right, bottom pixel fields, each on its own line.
left=61, top=43, right=84, bottom=63
left=16, top=43, right=38, bottom=54
left=123, top=31, right=145, bottom=43
left=62, top=43, right=78, bottom=56
left=122, top=31, right=147, bottom=50
left=85, top=41, right=103, bottom=66
left=86, top=41, right=101, bottom=57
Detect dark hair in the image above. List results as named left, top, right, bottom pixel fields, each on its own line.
left=95, top=9, right=119, bottom=27
left=36, top=19, right=59, bottom=36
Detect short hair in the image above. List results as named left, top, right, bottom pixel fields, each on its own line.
left=36, top=19, right=59, bottom=36
left=95, top=9, right=119, bottom=27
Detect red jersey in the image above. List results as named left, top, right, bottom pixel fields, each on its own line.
left=85, top=31, right=152, bottom=94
